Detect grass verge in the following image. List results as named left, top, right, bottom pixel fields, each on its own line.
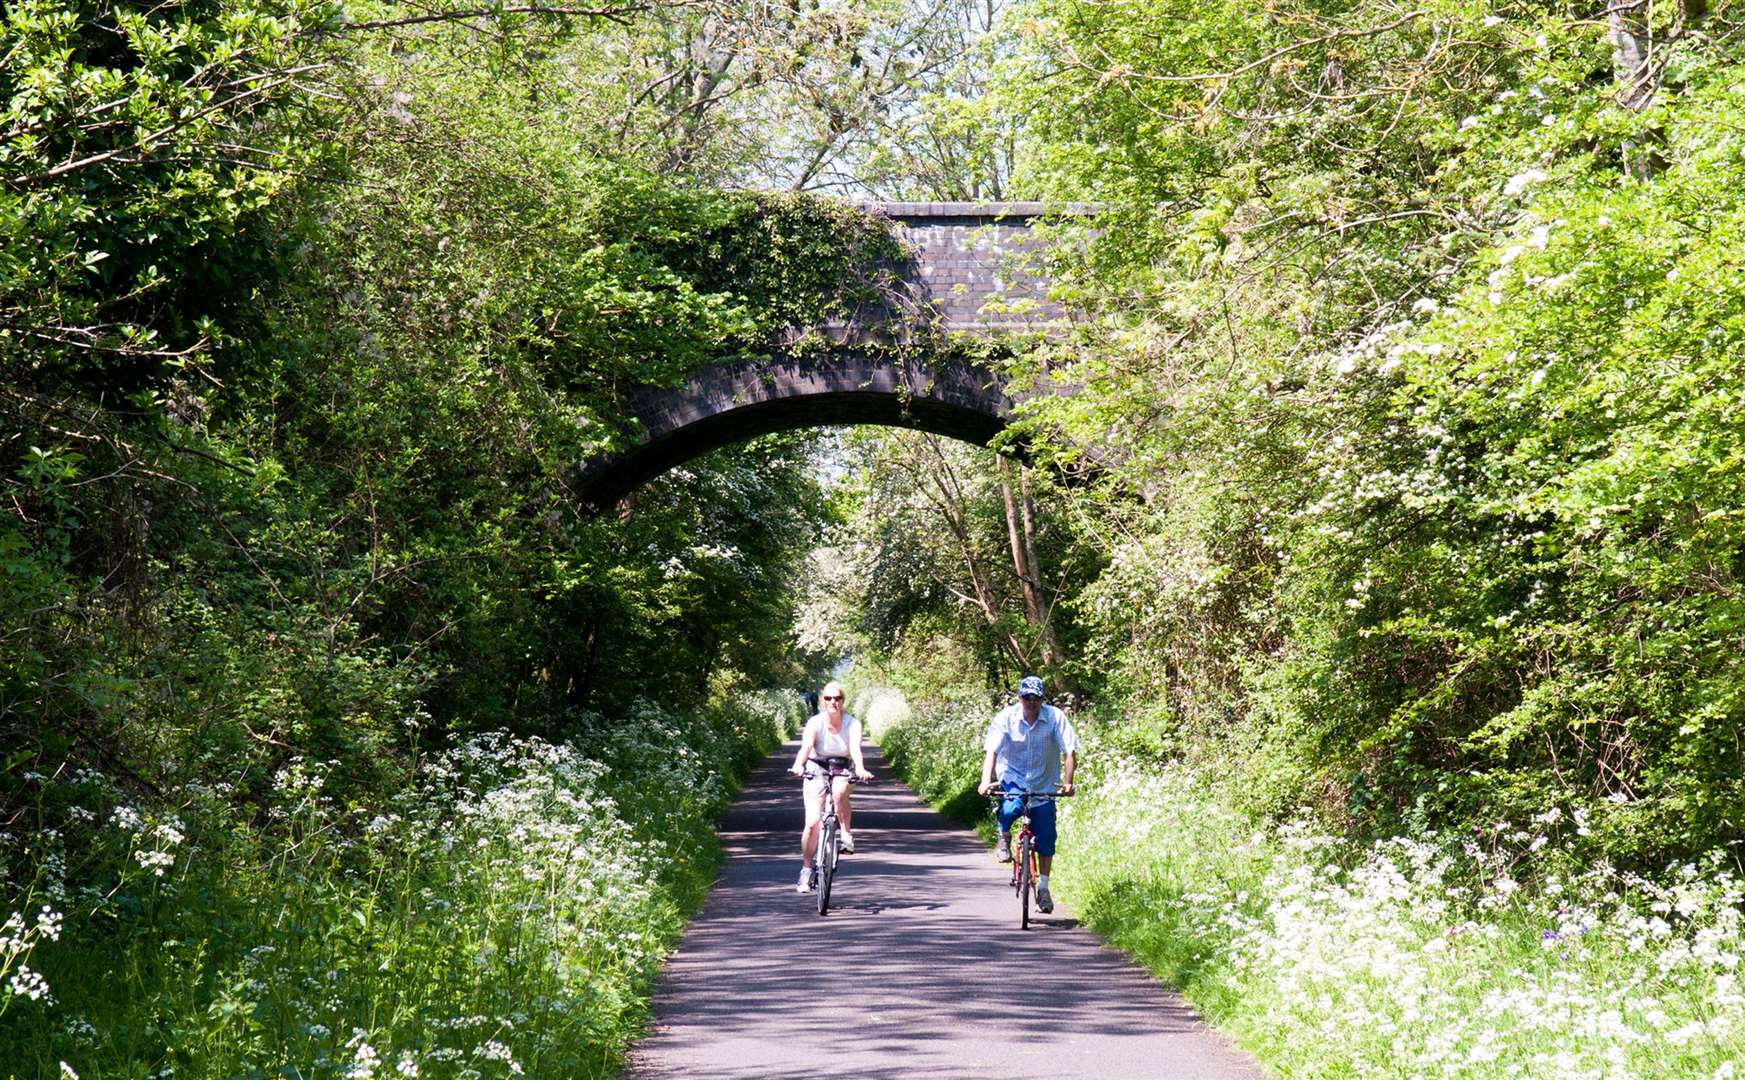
left=1, top=691, right=801, bottom=1080
left=868, top=687, right=1745, bottom=1079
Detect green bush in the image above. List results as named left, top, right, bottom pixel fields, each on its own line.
left=876, top=687, right=1745, bottom=1078
left=1, top=691, right=801, bottom=1080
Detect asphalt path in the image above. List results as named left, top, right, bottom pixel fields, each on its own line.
left=627, top=740, right=1267, bottom=1080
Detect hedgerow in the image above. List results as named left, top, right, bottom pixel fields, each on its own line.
left=873, top=687, right=1745, bottom=1079
left=1, top=692, right=801, bottom=1079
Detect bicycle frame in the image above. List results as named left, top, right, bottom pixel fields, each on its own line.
left=989, top=789, right=1064, bottom=929
left=803, top=762, right=858, bottom=915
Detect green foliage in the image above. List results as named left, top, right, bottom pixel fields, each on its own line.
left=977, top=0, right=1745, bottom=866
left=0, top=691, right=802, bottom=1079
left=861, top=686, right=994, bottom=824
left=824, top=429, right=1105, bottom=694
left=1, top=0, right=331, bottom=382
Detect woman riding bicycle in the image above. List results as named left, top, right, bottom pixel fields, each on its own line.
left=789, top=681, right=873, bottom=893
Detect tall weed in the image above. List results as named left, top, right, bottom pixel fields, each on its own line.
left=876, top=687, right=1745, bottom=1079
left=1, top=691, right=800, bottom=1079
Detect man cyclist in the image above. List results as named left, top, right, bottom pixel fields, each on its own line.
left=977, top=674, right=1078, bottom=914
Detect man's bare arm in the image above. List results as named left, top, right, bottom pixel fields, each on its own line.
left=977, top=748, right=999, bottom=794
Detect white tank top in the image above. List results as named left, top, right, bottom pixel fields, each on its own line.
left=808, top=714, right=859, bottom=760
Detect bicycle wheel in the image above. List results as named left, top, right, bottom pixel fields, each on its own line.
left=1016, top=834, right=1032, bottom=930
left=817, top=818, right=836, bottom=916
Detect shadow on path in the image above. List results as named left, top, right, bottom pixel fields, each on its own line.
left=627, top=740, right=1267, bottom=1080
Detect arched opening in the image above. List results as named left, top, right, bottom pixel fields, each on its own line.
left=575, top=351, right=1014, bottom=511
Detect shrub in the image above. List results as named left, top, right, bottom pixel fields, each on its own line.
left=1, top=691, right=801, bottom=1079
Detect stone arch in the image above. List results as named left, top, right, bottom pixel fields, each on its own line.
left=574, top=350, right=1012, bottom=512
left=573, top=202, right=1078, bottom=512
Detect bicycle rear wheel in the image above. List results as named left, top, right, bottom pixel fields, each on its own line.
left=1016, top=834, right=1032, bottom=930
left=817, top=818, right=836, bottom=916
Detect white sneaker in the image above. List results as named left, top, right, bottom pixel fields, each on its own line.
left=797, top=865, right=812, bottom=893
left=839, top=829, right=855, bottom=855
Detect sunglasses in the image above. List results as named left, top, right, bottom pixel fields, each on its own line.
left=822, top=695, right=844, bottom=702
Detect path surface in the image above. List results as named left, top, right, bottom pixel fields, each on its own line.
left=628, top=741, right=1267, bottom=1080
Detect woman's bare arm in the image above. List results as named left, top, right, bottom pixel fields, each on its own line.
left=790, top=722, right=817, bottom=775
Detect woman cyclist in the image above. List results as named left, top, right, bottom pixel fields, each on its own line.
left=788, top=681, right=873, bottom=892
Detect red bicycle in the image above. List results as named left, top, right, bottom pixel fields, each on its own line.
left=989, top=789, right=1068, bottom=929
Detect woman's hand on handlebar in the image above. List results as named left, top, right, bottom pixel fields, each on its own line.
left=854, top=766, right=873, bottom=782
left=789, top=762, right=805, bottom=777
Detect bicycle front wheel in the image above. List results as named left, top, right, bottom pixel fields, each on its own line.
left=817, top=819, right=837, bottom=916
left=1016, top=834, right=1032, bottom=930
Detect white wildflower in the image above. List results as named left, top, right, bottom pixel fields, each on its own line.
left=346, top=1031, right=380, bottom=1080
left=135, top=850, right=175, bottom=876
left=35, top=906, right=62, bottom=942
left=475, top=1040, right=523, bottom=1075
left=8, top=964, right=52, bottom=1002
left=1503, top=168, right=1548, bottom=196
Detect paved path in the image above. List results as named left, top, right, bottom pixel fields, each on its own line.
left=628, top=741, right=1267, bottom=1080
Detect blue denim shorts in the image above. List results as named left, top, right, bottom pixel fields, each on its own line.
left=995, top=783, right=1058, bottom=857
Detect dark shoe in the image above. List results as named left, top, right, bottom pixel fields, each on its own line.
left=1037, top=886, right=1054, bottom=914
left=995, top=834, right=1012, bottom=863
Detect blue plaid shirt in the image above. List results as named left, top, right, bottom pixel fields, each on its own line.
left=983, top=703, right=1079, bottom=792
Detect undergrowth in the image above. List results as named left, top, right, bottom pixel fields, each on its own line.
left=871, top=687, right=1745, bottom=1079
left=1, top=691, right=801, bottom=1080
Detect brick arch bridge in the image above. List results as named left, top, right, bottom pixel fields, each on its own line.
left=575, top=202, right=1071, bottom=512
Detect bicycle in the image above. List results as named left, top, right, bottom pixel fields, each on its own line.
left=802, top=759, right=861, bottom=915
left=988, top=789, right=1069, bottom=929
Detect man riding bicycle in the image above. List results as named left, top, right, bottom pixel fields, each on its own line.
left=977, top=675, right=1078, bottom=914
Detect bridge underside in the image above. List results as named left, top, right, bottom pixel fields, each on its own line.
left=575, top=352, right=1012, bottom=512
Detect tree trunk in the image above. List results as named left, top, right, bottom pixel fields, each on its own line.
left=1018, top=466, right=1064, bottom=670
left=919, top=439, right=1033, bottom=669
left=1607, top=0, right=1714, bottom=177
left=1608, top=0, right=1655, bottom=112
left=999, top=459, right=1062, bottom=672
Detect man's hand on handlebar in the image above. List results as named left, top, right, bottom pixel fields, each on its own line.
left=977, top=779, right=996, bottom=796
left=1059, top=780, right=1075, bottom=796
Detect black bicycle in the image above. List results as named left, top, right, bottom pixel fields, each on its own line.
left=803, top=759, right=861, bottom=915
left=988, top=789, right=1069, bottom=929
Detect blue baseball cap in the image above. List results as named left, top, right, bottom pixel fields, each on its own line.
left=1018, top=675, right=1045, bottom=699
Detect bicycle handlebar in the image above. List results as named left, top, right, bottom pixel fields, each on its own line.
left=800, top=770, right=864, bottom=782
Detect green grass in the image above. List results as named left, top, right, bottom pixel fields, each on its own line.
left=1, top=691, right=802, bottom=1080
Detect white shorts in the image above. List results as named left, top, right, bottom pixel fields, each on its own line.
left=803, top=767, right=853, bottom=818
